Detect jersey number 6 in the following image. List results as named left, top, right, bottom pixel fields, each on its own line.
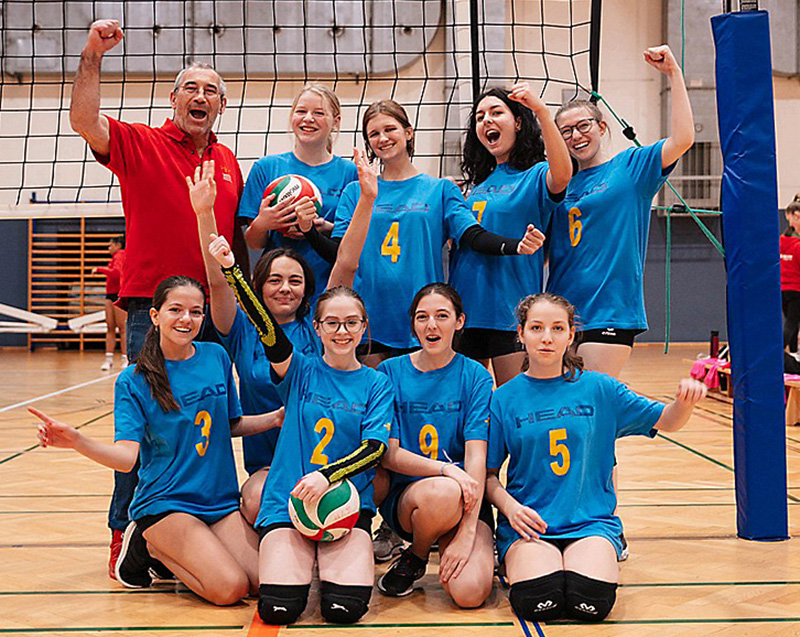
left=549, top=428, right=570, bottom=476
left=568, top=207, right=582, bottom=247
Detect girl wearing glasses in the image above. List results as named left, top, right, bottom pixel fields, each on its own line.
left=201, top=152, right=394, bottom=626
left=548, top=45, right=694, bottom=378
left=451, top=84, right=571, bottom=386
left=374, top=283, right=494, bottom=606
left=239, top=84, right=358, bottom=303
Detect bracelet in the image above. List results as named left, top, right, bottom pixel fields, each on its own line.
left=440, top=462, right=450, bottom=476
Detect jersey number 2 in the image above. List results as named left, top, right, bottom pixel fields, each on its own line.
left=381, top=222, right=401, bottom=263
left=311, top=417, right=335, bottom=465
left=568, top=207, right=582, bottom=247
left=195, top=410, right=212, bottom=457
left=549, top=428, right=570, bottom=476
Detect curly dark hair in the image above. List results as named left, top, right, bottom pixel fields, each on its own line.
left=461, top=88, right=546, bottom=187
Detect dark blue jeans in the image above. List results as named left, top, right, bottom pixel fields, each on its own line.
left=107, top=298, right=221, bottom=531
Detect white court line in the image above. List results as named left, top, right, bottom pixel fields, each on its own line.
left=0, top=373, right=120, bottom=414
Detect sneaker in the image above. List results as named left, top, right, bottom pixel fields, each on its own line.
left=373, top=520, right=404, bottom=563
left=618, top=533, right=629, bottom=562
left=377, top=548, right=427, bottom=597
left=100, top=357, right=113, bottom=372
left=149, top=560, right=176, bottom=582
left=120, top=355, right=129, bottom=369
left=115, top=522, right=153, bottom=588
left=108, top=529, right=124, bottom=580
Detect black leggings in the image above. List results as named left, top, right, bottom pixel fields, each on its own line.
left=783, top=291, right=800, bottom=353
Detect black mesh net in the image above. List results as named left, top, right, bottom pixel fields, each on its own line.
left=0, top=0, right=598, bottom=210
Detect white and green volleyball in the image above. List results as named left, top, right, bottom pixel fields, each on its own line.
left=288, top=478, right=360, bottom=542
left=263, top=174, right=323, bottom=215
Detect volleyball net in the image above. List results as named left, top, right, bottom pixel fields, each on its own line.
left=0, top=0, right=599, bottom=214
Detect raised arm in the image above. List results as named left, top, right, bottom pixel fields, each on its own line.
left=187, top=160, right=238, bottom=335
left=509, top=82, right=572, bottom=193
left=30, top=407, right=138, bottom=472
left=297, top=148, right=377, bottom=288
left=69, top=19, right=123, bottom=156
left=653, top=379, right=706, bottom=433
left=207, top=235, right=294, bottom=378
left=644, top=45, right=695, bottom=169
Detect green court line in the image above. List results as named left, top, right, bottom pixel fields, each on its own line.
left=287, top=622, right=515, bottom=629
left=0, top=494, right=108, bottom=498
left=618, top=487, right=734, bottom=491
left=656, top=432, right=735, bottom=471
left=0, top=510, right=107, bottom=514
left=0, top=409, right=112, bottom=466
left=0, top=627, right=243, bottom=634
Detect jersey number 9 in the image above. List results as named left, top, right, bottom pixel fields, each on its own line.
left=419, top=424, right=438, bottom=460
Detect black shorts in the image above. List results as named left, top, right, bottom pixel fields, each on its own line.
left=381, top=481, right=495, bottom=542
left=356, top=340, right=419, bottom=358
left=136, top=508, right=234, bottom=533
left=257, top=508, right=374, bottom=542
left=539, top=536, right=580, bottom=552
left=106, top=292, right=119, bottom=302
left=578, top=328, right=644, bottom=347
left=456, top=327, right=523, bottom=360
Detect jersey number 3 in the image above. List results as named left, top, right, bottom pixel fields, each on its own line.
left=549, top=428, right=570, bottom=476
left=195, top=410, right=212, bottom=457
left=568, top=207, right=582, bottom=247
left=381, top=222, right=401, bottom=263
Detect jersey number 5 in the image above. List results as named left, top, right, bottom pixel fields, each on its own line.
left=549, top=428, right=570, bottom=476
left=568, top=207, right=582, bottom=247
left=195, top=410, right=212, bottom=457
left=381, top=222, right=401, bottom=263
left=419, top=424, right=438, bottom=460
left=311, top=417, right=335, bottom=465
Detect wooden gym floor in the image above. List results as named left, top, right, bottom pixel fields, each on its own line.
left=0, top=343, right=798, bottom=636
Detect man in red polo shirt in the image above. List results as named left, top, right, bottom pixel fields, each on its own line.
left=70, top=19, right=244, bottom=580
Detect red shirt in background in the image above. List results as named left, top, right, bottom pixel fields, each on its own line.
left=94, top=118, right=243, bottom=301
left=97, top=249, right=126, bottom=295
left=780, top=234, right=800, bottom=291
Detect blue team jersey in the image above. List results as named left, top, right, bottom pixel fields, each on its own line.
left=333, top=174, right=477, bottom=348
left=546, top=140, right=672, bottom=331
left=114, top=342, right=243, bottom=521
left=487, top=370, right=664, bottom=560
left=255, top=353, right=394, bottom=529
left=218, top=308, right=321, bottom=474
left=377, top=353, right=492, bottom=490
left=450, top=162, right=559, bottom=331
left=238, top=152, right=358, bottom=300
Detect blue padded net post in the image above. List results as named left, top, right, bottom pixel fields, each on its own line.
left=712, top=10, right=788, bottom=541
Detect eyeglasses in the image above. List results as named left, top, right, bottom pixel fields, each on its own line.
left=318, top=318, right=365, bottom=334
left=179, top=84, right=220, bottom=98
left=559, top=118, right=596, bottom=140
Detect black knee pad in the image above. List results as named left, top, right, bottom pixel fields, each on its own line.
left=564, top=571, right=617, bottom=622
left=258, top=583, right=310, bottom=625
left=320, top=581, right=372, bottom=624
left=509, top=572, right=566, bottom=622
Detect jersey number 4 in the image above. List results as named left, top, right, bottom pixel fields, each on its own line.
left=568, top=207, right=582, bottom=247
left=381, top=222, right=401, bottom=263
left=549, top=428, right=570, bottom=476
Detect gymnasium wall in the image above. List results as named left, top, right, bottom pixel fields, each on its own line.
left=0, top=0, right=793, bottom=345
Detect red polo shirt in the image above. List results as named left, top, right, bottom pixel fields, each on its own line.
left=94, top=117, right=243, bottom=300
left=781, top=234, right=800, bottom=292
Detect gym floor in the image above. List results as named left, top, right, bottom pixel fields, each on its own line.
left=1, top=343, right=798, bottom=636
